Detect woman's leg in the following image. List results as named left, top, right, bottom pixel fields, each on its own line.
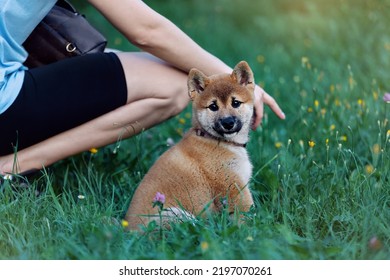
left=0, top=52, right=189, bottom=175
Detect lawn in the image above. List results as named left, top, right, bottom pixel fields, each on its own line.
left=1, top=0, right=389, bottom=259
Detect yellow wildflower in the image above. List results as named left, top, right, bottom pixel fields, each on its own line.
left=176, top=128, right=183, bottom=136
left=373, top=91, right=378, bottom=100
left=275, top=142, right=283, bottom=149
left=365, top=165, right=374, bottom=174
left=340, top=135, right=347, bottom=142
left=256, top=55, right=265, bottom=64
left=308, top=140, right=315, bottom=148
left=89, top=148, right=98, bottom=154
left=372, top=144, right=381, bottom=154
left=307, top=107, right=313, bottom=113
left=314, top=100, right=319, bottom=108
left=179, top=118, right=186, bottom=125
left=330, top=124, right=336, bottom=131
left=121, top=220, right=129, bottom=228
left=200, top=241, right=209, bottom=252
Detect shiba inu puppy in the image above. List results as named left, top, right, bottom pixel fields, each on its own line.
left=125, top=61, right=255, bottom=230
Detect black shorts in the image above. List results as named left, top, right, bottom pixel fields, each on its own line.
left=0, top=52, right=127, bottom=156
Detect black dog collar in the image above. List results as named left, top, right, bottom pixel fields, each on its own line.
left=194, top=128, right=247, bottom=148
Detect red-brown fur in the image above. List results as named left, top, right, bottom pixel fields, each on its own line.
left=125, top=61, right=255, bottom=230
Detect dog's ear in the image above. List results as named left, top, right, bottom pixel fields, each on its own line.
left=188, top=68, right=209, bottom=100
left=231, top=61, right=254, bottom=91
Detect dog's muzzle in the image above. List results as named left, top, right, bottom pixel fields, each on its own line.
left=214, top=116, right=242, bottom=135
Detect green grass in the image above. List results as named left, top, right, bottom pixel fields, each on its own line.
left=1, top=0, right=390, bottom=259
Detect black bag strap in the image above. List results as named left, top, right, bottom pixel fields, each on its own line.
left=55, top=0, right=77, bottom=14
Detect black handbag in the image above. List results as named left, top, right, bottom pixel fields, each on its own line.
left=23, top=0, right=107, bottom=68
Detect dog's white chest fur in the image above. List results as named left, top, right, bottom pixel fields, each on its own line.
left=226, top=146, right=252, bottom=184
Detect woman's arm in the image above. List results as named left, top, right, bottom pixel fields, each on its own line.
left=88, top=0, right=228, bottom=75
left=87, top=0, right=285, bottom=126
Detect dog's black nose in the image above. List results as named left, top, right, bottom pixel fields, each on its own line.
left=214, top=116, right=242, bottom=135
left=220, top=116, right=236, bottom=130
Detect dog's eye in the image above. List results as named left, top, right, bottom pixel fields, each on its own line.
left=208, top=102, right=219, bottom=111
left=231, top=99, right=242, bottom=108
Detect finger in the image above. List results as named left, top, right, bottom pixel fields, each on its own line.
left=263, top=92, right=286, bottom=120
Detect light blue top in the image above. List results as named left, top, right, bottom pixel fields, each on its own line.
left=0, top=0, right=56, bottom=114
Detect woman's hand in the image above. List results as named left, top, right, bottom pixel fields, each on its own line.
left=252, top=85, right=285, bottom=129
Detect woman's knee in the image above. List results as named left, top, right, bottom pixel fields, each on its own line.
left=117, top=52, right=189, bottom=117
left=170, top=78, right=190, bottom=115
left=158, top=77, right=189, bottom=119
